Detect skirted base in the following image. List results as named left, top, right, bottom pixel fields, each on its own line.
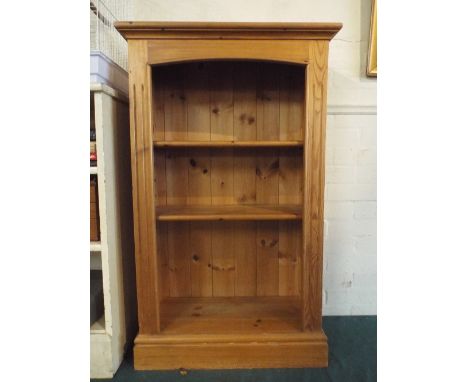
left=133, top=330, right=328, bottom=370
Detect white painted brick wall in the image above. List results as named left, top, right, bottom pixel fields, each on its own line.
left=324, top=114, right=377, bottom=315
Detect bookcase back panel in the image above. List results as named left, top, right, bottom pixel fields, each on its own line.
left=152, top=61, right=305, bottom=299
left=155, top=146, right=303, bottom=298
left=157, top=220, right=301, bottom=298
left=154, top=148, right=303, bottom=206
left=152, top=61, right=305, bottom=142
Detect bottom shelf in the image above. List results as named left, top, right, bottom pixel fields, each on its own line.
left=90, top=315, right=105, bottom=334
left=134, top=297, right=328, bottom=369
left=160, top=296, right=301, bottom=334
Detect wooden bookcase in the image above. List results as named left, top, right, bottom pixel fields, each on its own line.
left=116, top=22, right=342, bottom=370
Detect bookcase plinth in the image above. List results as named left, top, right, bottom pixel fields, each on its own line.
left=134, top=331, right=328, bottom=370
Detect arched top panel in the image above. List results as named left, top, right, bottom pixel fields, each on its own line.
left=147, top=40, right=311, bottom=66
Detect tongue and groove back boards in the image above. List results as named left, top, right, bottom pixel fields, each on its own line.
left=152, top=61, right=304, bottom=298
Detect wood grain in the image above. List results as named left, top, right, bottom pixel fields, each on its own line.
left=157, top=223, right=169, bottom=299
left=163, top=65, right=187, bottom=140
left=256, top=64, right=280, bottom=205
left=255, top=149, right=280, bottom=204
left=256, top=221, right=279, bottom=296
left=156, top=204, right=302, bottom=221
left=154, top=140, right=302, bottom=147
left=165, top=149, right=188, bottom=205
left=127, top=40, right=159, bottom=333
left=187, top=148, right=211, bottom=205
left=210, top=62, right=234, bottom=141
left=116, top=21, right=342, bottom=42
left=231, top=68, right=258, bottom=297
left=146, top=40, right=311, bottom=65
left=231, top=69, right=258, bottom=297
left=137, top=330, right=326, bottom=345
left=211, top=222, right=235, bottom=296
left=189, top=222, right=212, bottom=297
left=233, top=222, right=257, bottom=296
left=302, top=41, right=329, bottom=330
left=233, top=63, right=257, bottom=206
left=210, top=149, right=234, bottom=205
left=151, top=68, right=165, bottom=141
left=233, top=150, right=257, bottom=205
left=135, top=295, right=327, bottom=369
left=279, top=221, right=301, bottom=296
left=134, top=339, right=328, bottom=369
left=257, top=64, right=280, bottom=141
left=167, top=222, right=191, bottom=297
left=280, top=65, right=304, bottom=141
left=159, top=296, right=301, bottom=334
left=153, top=62, right=305, bottom=145
left=160, top=148, right=302, bottom=212
left=279, top=148, right=303, bottom=204
left=186, top=63, right=211, bottom=140
left=233, top=62, right=257, bottom=141
left=153, top=149, right=167, bottom=206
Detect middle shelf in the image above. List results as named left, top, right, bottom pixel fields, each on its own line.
left=154, top=141, right=303, bottom=148
left=156, top=204, right=302, bottom=221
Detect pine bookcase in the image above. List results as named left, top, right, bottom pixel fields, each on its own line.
left=116, top=22, right=342, bottom=370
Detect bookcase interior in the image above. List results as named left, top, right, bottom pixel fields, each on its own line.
left=151, top=61, right=304, bottom=142
left=152, top=60, right=306, bottom=334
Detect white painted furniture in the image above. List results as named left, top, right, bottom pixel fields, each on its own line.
left=90, top=52, right=129, bottom=95
left=90, top=82, right=136, bottom=378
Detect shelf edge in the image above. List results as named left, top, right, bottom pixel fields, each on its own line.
left=90, top=241, right=102, bottom=251
left=154, top=141, right=304, bottom=148
left=157, top=215, right=302, bottom=222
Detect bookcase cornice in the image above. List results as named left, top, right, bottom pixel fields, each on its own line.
left=116, top=21, right=342, bottom=40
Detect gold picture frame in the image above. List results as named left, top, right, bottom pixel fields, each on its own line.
left=367, top=0, right=377, bottom=77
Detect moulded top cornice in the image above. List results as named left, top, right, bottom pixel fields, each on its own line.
left=115, top=21, right=343, bottom=41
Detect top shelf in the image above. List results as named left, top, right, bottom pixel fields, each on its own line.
left=156, top=204, right=302, bottom=221
left=154, top=141, right=303, bottom=148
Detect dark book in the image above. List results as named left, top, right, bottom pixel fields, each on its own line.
left=90, top=270, right=104, bottom=325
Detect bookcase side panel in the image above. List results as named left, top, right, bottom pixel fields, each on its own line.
left=302, top=41, right=329, bottom=331
left=128, top=40, right=160, bottom=333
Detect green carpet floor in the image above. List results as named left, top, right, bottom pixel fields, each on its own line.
left=92, top=316, right=376, bottom=382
